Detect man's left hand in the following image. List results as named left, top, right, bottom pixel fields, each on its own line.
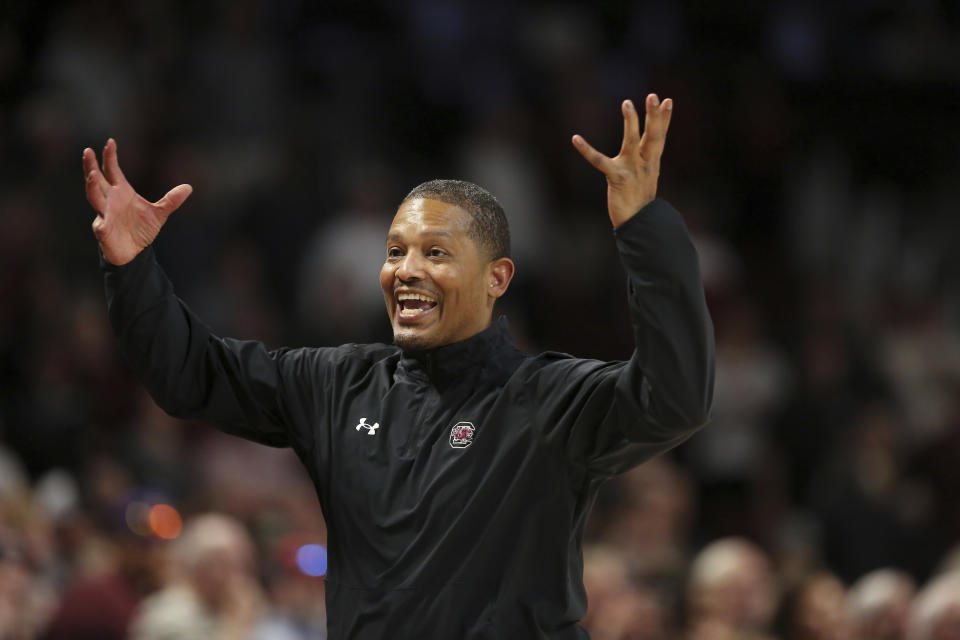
left=572, top=94, right=673, bottom=228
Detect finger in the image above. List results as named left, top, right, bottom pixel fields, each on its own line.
left=153, top=184, right=194, bottom=217
left=83, top=149, right=109, bottom=212
left=102, top=138, right=126, bottom=185
left=83, top=147, right=110, bottom=196
left=572, top=134, right=614, bottom=174
left=83, top=148, right=110, bottom=192
left=85, top=169, right=108, bottom=212
left=619, top=99, right=641, bottom=154
left=639, top=94, right=673, bottom=161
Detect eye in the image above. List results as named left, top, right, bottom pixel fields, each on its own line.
left=428, top=247, right=448, bottom=258
left=386, top=247, right=404, bottom=259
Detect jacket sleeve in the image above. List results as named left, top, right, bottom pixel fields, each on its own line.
left=530, top=199, right=715, bottom=476
left=102, top=246, right=324, bottom=451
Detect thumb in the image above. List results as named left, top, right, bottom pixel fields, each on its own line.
left=154, top=184, right=193, bottom=217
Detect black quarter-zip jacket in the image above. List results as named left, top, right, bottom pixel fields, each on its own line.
left=103, top=199, right=715, bottom=639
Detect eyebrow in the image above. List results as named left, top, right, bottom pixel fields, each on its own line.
left=386, top=230, right=455, bottom=243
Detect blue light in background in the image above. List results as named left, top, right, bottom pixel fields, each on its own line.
left=296, top=544, right=327, bottom=577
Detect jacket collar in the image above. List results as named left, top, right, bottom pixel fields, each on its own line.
left=396, top=316, right=523, bottom=386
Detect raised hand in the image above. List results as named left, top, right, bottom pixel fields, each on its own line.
left=83, top=139, right=193, bottom=265
left=572, top=94, right=673, bottom=228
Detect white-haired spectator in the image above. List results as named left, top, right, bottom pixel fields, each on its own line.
left=847, top=568, right=915, bottom=640
left=686, top=537, right=778, bottom=640
left=905, top=572, right=960, bottom=640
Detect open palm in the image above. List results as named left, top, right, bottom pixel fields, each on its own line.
left=83, top=139, right=192, bottom=265
left=572, top=94, right=673, bottom=228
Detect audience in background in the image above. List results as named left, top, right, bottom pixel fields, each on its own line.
left=847, top=569, right=915, bottom=640
left=906, top=572, right=960, bottom=640
left=685, top=537, right=778, bottom=640
left=129, top=514, right=266, bottom=640
left=1, top=1, right=958, bottom=638
left=776, top=571, right=848, bottom=640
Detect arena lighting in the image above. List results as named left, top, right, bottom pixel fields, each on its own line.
left=296, top=543, right=327, bottom=577
left=148, top=504, right=183, bottom=539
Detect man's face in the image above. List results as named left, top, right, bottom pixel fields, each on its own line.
left=381, top=198, right=493, bottom=350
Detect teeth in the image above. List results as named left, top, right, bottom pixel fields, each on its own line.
left=400, top=307, right=421, bottom=316
left=397, top=292, right=437, bottom=303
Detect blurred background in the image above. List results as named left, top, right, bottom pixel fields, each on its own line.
left=2, top=1, right=960, bottom=639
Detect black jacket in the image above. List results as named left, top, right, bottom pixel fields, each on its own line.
left=103, top=198, right=715, bottom=639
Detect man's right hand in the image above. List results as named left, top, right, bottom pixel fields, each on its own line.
left=83, top=138, right=193, bottom=266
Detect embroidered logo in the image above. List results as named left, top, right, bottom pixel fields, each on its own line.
left=355, top=418, right=380, bottom=435
left=449, top=422, right=476, bottom=449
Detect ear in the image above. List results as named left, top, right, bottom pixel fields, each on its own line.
left=486, top=257, right=515, bottom=300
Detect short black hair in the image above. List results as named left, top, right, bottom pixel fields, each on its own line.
left=402, top=179, right=511, bottom=261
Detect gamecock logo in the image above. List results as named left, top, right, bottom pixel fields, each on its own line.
left=449, top=421, right=476, bottom=449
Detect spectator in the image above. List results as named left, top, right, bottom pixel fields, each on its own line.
left=846, top=568, right=915, bottom=640
left=777, top=571, right=849, bottom=640
left=582, top=545, right=672, bottom=640
left=128, top=513, right=268, bottom=640
left=685, top=537, right=778, bottom=640
left=905, top=572, right=960, bottom=640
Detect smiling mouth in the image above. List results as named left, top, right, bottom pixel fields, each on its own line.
left=396, top=292, right=438, bottom=321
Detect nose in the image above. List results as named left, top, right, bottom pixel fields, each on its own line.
left=396, top=251, right=426, bottom=283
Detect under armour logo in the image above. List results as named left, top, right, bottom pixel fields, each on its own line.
left=355, top=418, right=380, bottom=435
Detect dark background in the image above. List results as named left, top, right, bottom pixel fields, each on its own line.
left=1, top=1, right=959, bottom=638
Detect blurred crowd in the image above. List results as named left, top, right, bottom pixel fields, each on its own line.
left=2, top=1, right=960, bottom=638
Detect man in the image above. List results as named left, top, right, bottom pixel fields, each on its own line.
left=906, top=571, right=960, bottom=640
left=129, top=513, right=267, bottom=640
left=83, top=94, right=714, bottom=638
left=846, top=569, right=915, bottom=640
left=685, top=537, right=778, bottom=640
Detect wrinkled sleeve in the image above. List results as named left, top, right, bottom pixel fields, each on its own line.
left=531, top=199, right=715, bottom=476
left=103, top=246, right=325, bottom=451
